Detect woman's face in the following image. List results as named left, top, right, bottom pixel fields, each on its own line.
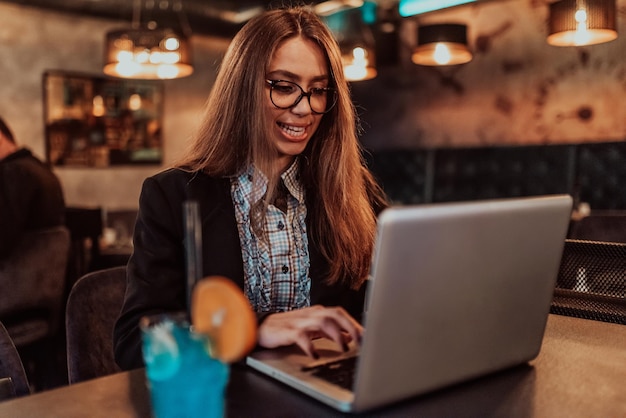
left=265, top=36, right=330, bottom=173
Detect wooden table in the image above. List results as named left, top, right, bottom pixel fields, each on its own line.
left=1, top=314, right=625, bottom=417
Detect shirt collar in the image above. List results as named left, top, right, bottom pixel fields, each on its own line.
left=236, top=158, right=304, bottom=204
left=281, top=159, right=304, bottom=204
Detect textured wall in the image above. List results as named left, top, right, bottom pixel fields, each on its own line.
left=0, top=2, right=229, bottom=209
left=353, top=0, right=626, bottom=150
left=1, top=0, right=625, bottom=210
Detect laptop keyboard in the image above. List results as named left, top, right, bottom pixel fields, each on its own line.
left=301, top=356, right=358, bottom=390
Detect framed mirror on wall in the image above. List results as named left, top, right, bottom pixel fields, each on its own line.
left=43, top=70, right=164, bottom=167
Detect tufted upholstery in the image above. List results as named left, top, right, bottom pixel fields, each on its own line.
left=576, top=142, right=626, bottom=210
left=367, top=141, right=625, bottom=210
left=367, top=149, right=431, bottom=204
left=431, top=145, right=575, bottom=203
left=0, top=321, right=30, bottom=400
left=65, top=266, right=126, bottom=384
left=0, top=226, right=70, bottom=347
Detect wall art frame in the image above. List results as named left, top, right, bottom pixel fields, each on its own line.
left=43, top=70, right=164, bottom=167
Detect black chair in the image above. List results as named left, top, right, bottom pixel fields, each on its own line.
left=0, top=321, right=31, bottom=400
left=65, top=266, right=126, bottom=384
left=567, top=212, right=626, bottom=243
left=0, top=226, right=71, bottom=347
left=64, top=207, right=104, bottom=289
left=0, top=226, right=71, bottom=391
left=551, top=239, right=626, bottom=324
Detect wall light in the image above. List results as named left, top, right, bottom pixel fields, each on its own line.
left=103, top=0, right=194, bottom=79
left=412, top=23, right=473, bottom=66
left=547, top=0, right=617, bottom=47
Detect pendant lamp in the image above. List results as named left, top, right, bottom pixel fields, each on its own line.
left=547, top=0, right=617, bottom=47
left=412, top=23, right=472, bottom=66
left=103, top=0, right=194, bottom=80
left=322, top=5, right=378, bottom=81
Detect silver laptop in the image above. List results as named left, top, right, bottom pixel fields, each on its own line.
left=246, top=194, right=573, bottom=413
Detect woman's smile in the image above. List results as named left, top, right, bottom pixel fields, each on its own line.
left=277, top=121, right=309, bottom=140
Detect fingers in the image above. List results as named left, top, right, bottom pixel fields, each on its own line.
left=321, top=307, right=363, bottom=348
left=292, top=332, right=320, bottom=359
left=257, top=305, right=364, bottom=358
left=312, top=309, right=357, bottom=352
left=288, top=305, right=362, bottom=351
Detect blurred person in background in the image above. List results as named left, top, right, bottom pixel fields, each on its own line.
left=0, top=116, right=65, bottom=259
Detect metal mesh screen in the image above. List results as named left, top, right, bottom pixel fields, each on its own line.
left=551, top=239, right=626, bottom=324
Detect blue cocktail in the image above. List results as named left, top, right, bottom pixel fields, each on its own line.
left=141, top=314, right=229, bottom=418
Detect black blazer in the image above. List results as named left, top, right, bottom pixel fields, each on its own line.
left=113, top=168, right=368, bottom=370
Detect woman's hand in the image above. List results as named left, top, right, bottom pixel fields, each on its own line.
left=257, top=305, right=363, bottom=358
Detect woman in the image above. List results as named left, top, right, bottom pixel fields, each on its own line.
left=113, top=6, right=387, bottom=370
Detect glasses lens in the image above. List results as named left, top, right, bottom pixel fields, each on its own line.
left=269, top=80, right=336, bottom=114
left=269, top=80, right=300, bottom=109
left=319, top=89, right=337, bottom=114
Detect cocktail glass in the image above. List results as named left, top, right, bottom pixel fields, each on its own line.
left=141, top=313, right=229, bottom=418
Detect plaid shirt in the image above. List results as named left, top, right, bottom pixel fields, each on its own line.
left=231, top=161, right=310, bottom=312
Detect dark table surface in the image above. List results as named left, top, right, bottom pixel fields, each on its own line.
left=1, top=314, right=625, bottom=417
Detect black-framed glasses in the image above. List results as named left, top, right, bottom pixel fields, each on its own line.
left=266, top=79, right=337, bottom=115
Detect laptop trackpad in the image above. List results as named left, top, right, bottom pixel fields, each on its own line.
left=246, top=338, right=358, bottom=410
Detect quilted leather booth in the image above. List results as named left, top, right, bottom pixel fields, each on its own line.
left=367, top=141, right=626, bottom=210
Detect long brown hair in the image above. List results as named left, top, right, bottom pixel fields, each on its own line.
left=177, top=7, right=387, bottom=288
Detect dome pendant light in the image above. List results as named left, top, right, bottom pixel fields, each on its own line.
left=547, top=0, right=617, bottom=47
left=412, top=23, right=472, bottom=66
left=103, top=0, right=194, bottom=80
left=321, top=5, right=378, bottom=82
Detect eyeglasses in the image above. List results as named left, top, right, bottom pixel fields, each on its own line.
left=266, top=79, right=337, bottom=115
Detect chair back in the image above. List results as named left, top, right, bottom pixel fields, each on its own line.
left=568, top=212, right=626, bottom=243
left=551, top=239, right=626, bottom=324
left=64, top=207, right=103, bottom=288
left=0, top=321, right=30, bottom=400
left=65, top=266, right=126, bottom=384
left=0, top=226, right=70, bottom=346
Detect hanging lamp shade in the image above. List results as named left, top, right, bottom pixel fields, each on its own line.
left=104, top=27, right=193, bottom=79
left=342, top=43, right=377, bottom=81
left=104, top=0, right=193, bottom=80
left=412, top=23, right=472, bottom=66
left=547, top=0, right=617, bottom=47
left=323, top=6, right=378, bottom=81
left=340, top=10, right=378, bottom=81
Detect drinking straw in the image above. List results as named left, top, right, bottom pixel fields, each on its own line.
left=183, top=200, right=202, bottom=314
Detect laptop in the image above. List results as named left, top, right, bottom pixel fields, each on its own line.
left=246, top=194, right=573, bottom=413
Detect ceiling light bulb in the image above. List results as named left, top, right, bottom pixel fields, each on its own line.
left=433, top=43, right=452, bottom=65
left=164, top=37, right=180, bottom=50
left=116, top=50, right=134, bottom=62
left=149, top=51, right=163, bottom=64
left=157, top=65, right=180, bottom=79
left=136, top=50, right=150, bottom=64
left=129, top=94, right=142, bottom=110
left=115, top=61, right=141, bottom=77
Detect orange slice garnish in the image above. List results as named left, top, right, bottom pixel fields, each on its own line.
left=191, top=276, right=257, bottom=363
